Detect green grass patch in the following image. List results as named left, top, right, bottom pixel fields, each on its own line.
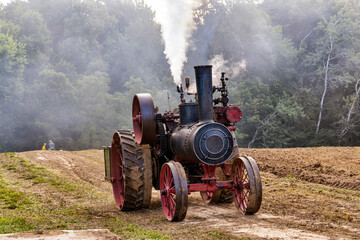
left=0, top=188, right=33, bottom=209
left=0, top=216, right=34, bottom=234
left=1, top=153, right=93, bottom=195
left=0, top=171, right=33, bottom=209
left=0, top=153, right=168, bottom=239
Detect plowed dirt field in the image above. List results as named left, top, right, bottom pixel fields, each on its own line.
left=1, top=147, right=359, bottom=239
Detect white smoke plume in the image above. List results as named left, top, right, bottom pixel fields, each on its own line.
left=144, top=0, right=201, bottom=85
left=186, top=54, right=246, bottom=94
left=209, top=54, right=246, bottom=86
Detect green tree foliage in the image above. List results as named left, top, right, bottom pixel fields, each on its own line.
left=0, top=0, right=360, bottom=152
left=0, top=23, right=27, bottom=151
left=0, top=28, right=26, bottom=99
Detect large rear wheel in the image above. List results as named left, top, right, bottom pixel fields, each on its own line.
left=111, top=130, right=152, bottom=210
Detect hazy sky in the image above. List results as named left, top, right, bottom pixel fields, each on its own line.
left=0, top=0, right=12, bottom=5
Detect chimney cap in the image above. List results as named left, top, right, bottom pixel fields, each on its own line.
left=194, top=65, right=212, bottom=69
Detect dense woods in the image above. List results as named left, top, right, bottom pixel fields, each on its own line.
left=0, top=0, right=359, bottom=152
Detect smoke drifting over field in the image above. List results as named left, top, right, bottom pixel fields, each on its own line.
left=209, top=54, right=246, bottom=86
left=144, top=0, right=201, bottom=85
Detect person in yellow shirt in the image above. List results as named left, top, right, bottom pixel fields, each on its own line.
left=42, top=143, right=46, bottom=150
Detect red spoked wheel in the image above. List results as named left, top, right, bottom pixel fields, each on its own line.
left=231, top=156, right=262, bottom=214
left=132, top=93, right=156, bottom=144
left=160, top=161, right=188, bottom=221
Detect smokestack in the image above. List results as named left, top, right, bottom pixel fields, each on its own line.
left=194, top=65, right=213, bottom=122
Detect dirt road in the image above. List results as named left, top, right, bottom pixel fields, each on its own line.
left=1, top=147, right=359, bottom=239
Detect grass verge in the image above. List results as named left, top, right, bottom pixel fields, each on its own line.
left=0, top=153, right=171, bottom=239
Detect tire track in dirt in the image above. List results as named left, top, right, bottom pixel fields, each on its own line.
left=18, top=151, right=110, bottom=191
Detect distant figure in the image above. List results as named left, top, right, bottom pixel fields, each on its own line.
left=48, top=140, right=55, bottom=150
left=42, top=143, right=46, bottom=150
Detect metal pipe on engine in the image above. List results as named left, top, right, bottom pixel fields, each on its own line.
left=194, top=65, right=213, bottom=122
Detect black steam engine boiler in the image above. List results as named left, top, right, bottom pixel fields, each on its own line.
left=103, top=65, right=262, bottom=221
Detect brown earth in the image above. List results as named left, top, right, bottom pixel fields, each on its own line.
left=2, top=147, right=360, bottom=239
left=0, top=229, right=120, bottom=240
left=240, top=147, right=360, bottom=191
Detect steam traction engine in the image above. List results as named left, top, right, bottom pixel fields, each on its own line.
left=103, top=65, right=262, bottom=221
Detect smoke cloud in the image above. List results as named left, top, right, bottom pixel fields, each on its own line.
left=185, top=54, right=246, bottom=94
left=209, top=54, right=246, bottom=86
left=144, top=0, right=200, bottom=85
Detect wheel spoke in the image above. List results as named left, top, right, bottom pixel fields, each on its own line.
left=236, top=192, right=242, bottom=204
left=233, top=159, right=250, bottom=213
left=170, top=186, right=176, bottom=194
left=170, top=195, right=176, bottom=206
left=242, top=198, right=247, bottom=210
left=165, top=167, right=170, bottom=186
left=170, top=177, right=174, bottom=187
left=242, top=171, right=247, bottom=182
left=245, top=192, right=250, bottom=202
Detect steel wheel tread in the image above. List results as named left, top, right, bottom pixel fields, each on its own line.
left=245, top=156, right=262, bottom=213
left=173, top=162, right=188, bottom=220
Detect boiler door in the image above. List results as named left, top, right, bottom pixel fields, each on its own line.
left=192, top=123, right=234, bottom=165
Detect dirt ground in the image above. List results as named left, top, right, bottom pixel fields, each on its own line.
left=240, top=147, right=360, bottom=191
left=0, top=229, right=120, bottom=240
left=4, top=147, right=360, bottom=239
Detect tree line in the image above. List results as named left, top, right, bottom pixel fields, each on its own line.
left=0, top=0, right=359, bottom=152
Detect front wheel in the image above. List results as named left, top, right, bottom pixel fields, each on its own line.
left=231, top=156, right=262, bottom=214
left=160, top=161, right=188, bottom=221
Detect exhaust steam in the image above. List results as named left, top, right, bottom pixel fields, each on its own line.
left=144, top=0, right=201, bottom=85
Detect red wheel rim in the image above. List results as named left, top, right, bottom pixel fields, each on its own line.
left=200, top=191, right=214, bottom=204
left=233, top=160, right=250, bottom=212
left=132, top=94, right=156, bottom=144
left=160, top=164, right=176, bottom=221
left=111, top=133, right=125, bottom=210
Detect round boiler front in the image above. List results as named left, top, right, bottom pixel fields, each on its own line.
left=191, top=122, right=233, bottom=165
left=170, top=122, right=234, bottom=165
